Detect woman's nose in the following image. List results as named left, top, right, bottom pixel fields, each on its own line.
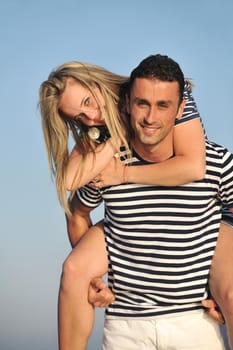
left=83, top=108, right=100, bottom=120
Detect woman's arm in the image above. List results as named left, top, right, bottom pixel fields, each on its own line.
left=92, top=117, right=206, bottom=188
left=67, top=82, right=205, bottom=189
left=126, top=117, right=206, bottom=186
left=66, top=138, right=116, bottom=190
left=125, top=80, right=206, bottom=186
left=92, top=81, right=206, bottom=187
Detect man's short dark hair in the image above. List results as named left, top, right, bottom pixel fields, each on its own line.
left=128, top=54, right=185, bottom=104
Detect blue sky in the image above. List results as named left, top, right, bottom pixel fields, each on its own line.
left=1, top=0, right=233, bottom=349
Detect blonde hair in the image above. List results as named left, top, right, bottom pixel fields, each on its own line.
left=39, top=61, right=130, bottom=214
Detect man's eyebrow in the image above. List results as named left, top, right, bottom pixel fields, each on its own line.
left=157, top=99, right=171, bottom=105
left=134, top=97, right=149, bottom=104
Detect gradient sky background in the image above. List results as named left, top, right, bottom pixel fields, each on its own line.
left=1, top=0, right=233, bottom=349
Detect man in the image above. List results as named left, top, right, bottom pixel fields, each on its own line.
left=69, top=55, right=233, bottom=349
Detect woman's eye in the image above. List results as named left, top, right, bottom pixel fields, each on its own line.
left=74, top=113, right=85, bottom=121
left=84, top=97, right=90, bottom=106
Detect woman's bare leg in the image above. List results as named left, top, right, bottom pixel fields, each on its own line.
left=209, top=222, right=233, bottom=349
left=58, top=222, right=108, bottom=350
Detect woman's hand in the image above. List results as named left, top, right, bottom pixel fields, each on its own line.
left=89, top=157, right=127, bottom=188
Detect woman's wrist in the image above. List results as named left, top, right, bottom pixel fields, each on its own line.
left=125, top=165, right=132, bottom=184
left=123, top=165, right=131, bottom=184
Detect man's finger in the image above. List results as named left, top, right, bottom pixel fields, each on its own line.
left=89, top=286, right=115, bottom=307
left=90, top=277, right=107, bottom=291
left=202, top=299, right=217, bottom=308
left=207, top=308, right=225, bottom=324
left=201, top=300, right=225, bottom=324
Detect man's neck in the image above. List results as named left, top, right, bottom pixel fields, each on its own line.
left=132, top=139, right=174, bottom=163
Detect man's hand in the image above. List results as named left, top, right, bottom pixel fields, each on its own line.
left=88, top=277, right=115, bottom=307
left=202, top=299, right=225, bottom=324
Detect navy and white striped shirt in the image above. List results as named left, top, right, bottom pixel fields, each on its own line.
left=177, top=80, right=200, bottom=124
left=77, top=141, right=233, bottom=319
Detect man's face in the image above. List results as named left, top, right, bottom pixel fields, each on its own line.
left=128, top=78, right=184, bottom=152
left=59, top=78, right=106, bottom=126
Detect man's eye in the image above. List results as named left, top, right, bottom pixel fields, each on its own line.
left=137, top=100, right=147, bottom=106
left=158, top=103, right=168, bottom=109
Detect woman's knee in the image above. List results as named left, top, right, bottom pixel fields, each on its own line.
left=60, top=224, right=108, bottom=294
left=60, top=252, right=87, bottom=292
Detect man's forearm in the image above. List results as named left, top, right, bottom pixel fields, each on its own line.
left=66, top=212, right=92, bottom=248
left=66, top=194, right=93, bottom=247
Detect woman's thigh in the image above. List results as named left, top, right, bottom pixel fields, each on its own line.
left=66, top=221, right=108, bottom=279
left=209, top=222, right=233, bottom=298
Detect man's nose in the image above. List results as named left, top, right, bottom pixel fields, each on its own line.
left=144, top=106, right=157, bottom=123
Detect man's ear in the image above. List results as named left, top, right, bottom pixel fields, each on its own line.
left=176, top=99, right=186, bottom=120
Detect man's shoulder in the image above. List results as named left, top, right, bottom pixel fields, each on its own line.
left=76, top=185, right=103, bottom=208
left=205, top=140, right=233, bottom=169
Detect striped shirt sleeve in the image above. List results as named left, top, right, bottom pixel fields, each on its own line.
left=176, top=80, right=201, bottom=123
left=77, top=185, right=102, bottom=208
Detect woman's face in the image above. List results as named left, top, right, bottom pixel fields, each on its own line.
left=59, top=78, right=106, bottom=126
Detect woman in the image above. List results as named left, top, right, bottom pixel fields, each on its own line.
left=39, top=61, right=233, bottom=350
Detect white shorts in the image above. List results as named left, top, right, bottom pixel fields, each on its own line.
left=102, top=310, right=225, bottom=350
